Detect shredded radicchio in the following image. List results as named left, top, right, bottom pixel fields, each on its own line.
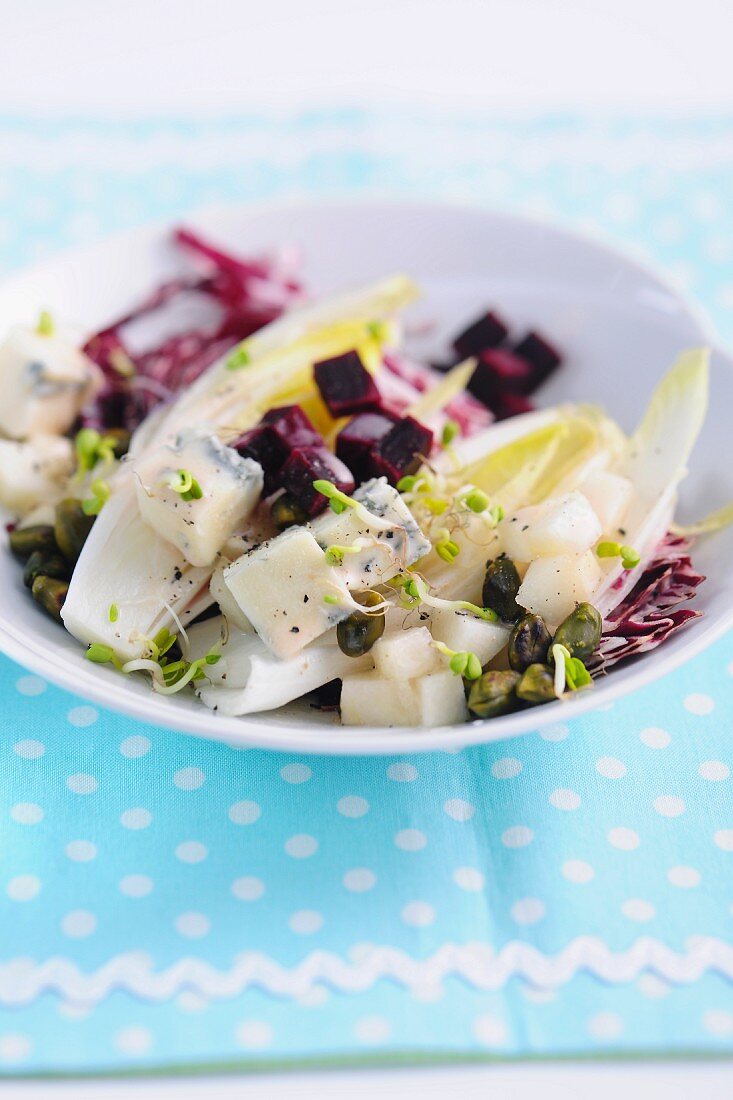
left=589, top=534, right=705, bottom=674
left=81, top=228, right=304, bottom=431
left=382, top=350, right=493, bottom=436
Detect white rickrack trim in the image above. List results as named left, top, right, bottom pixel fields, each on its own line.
left=1, top=937, right=732, bottom=1006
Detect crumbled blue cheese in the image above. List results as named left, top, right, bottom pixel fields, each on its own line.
left=133, top=429, right=263, bottom=568
left=0, top=434, right=74, bottom=514
left=0, top=324, right=100, bottom=440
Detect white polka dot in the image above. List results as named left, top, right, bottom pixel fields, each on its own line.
left=473, top=1015, right=508, bottom=1047
left=119, top=874, right=153, bottom=898
left=354, top=1016, right=390, bottom=1043
left=120, top=808, right=152, bottom=830
left=280, top=763, right=311, bottom=784
left=401, top=901, right=435, bottom=927
left=175, top=841, right=208, bottom=863
left=387, top=763, right=418, bottom=782
left=284, top=833, right=318, bottom=858
left=714, top=830, right=733, bottom=851
left=7, top=874, right=40, bottom=901
left=453, top=867, right=485, bottom=892
left=337, top=795, right=369, bottom=818
left=587, top=1012, right=624, bottom=1039
left=13, top=739, right=45, bottom=759
left=502, top=825, right=534, bottom=848
left=67, top=705, right=98, bottom=727
left=549, top=788, right=581, bottom=811
left=343, top=868, right=376, bottom=892
left=173, top=767, right=205, bottom=790
left=511, top=897, right=546, bottom=925
left=395, top=828, right=427, bottom=851
left=443, top=798, right=475, bottom=821
left=562, top=859, right=595, bottom=883
left=231, top=876, right=265, bottom=901
left=491, top=757, right=522, bottom=779
left=10, top=802, right=43, bottom=825
left=228, top=800, right=261, bottom=825
left=653, top=795, right=685, bottom=818
left=622, top=898, right=656, bottom=922
left=540, top=723, right=569, bottom=742
left=115, top=1027, right=153, bottom=1055
left=236, top=1021, right=273, bottom=1049
left=684, top=693, right=714, bottom=716
left=0, top=1033, right=31, bottom=1063
left=640, top=726, right=671, bottom=748
left=637, top=974, right=670, bottom=999
left=61, top=910, right=96, bottom=938
left=176, top=991, right=209, bottom=1013
left=65, top=840, right=97, bottom=862
left=289, top=909, right=323, bottom=934
left=608, top=827, right=640, bottom=850
left=67, top=773, right=98, bottom=795
left=667, top=865, right=701, bottom=888
left=595, top=756, right=627, bottom=779
left=703, top=1010, right=733, bottom=1037
left=15, top=675, right=46, bottom=696
left=175, top=912, right=210, bottom=938
left=699, top=760, right=730, bottom=782
left=120, top=736, right=151, bottom=758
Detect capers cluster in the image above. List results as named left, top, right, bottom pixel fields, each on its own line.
left=9, top=499, right=96, bottom=621
left=469, top=567, right=603, bottom=720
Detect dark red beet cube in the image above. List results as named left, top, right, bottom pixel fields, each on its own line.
left=260, top=405, right=322, bottom=448
left=452, top=310, right=509, bottom=359
left=234, top=405, right=323, bottom=492
left=513, top=331, right=562, bottom=389
left=487, top=391, right=534, bottom=421
left=336, top=411, right=398, bottom=484
left=280, top=448, right=355, bottom=516
left=313, top=350, right=381, bottom=417
left=468, top=348, right=536, bottom=405
left=369, top=416, right=434, bottom=485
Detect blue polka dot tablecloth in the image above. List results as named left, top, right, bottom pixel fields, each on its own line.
left=1, top=112, right=733, bottom=1075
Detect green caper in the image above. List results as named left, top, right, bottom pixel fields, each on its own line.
left=54, top=499, right=95, bottom=563
left=23, top=552, right=69, bottom=590
left=31, top=575, right=69, bottom=621
left=103, top=428, right=131, bottom=459
left=467, top=669, right=521, bottom=719
left=482, top=554, right=522, bottom=622
left=8, top=524, right=58, bottom=560
left=336, top=590, right=386, bottom=657
left=271, top=493, right=309, bottom=530
left=552, top=602, right=603, bottom=662
left=516, top=663, right=556, bottom=705
left=508, top=613, right=552, bottom=672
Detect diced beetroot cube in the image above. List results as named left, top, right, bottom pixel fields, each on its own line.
left=336, top=411, right=398, bottom=484
left=369, top=416, right=434, bottom=485
left=260, top=405, right=322, bottom=448
left=468, top=348, right=536, bottom=405
left=452, top=310, right=509, bottom=359
left=234, top=425, right=289, bottom=492
left=513, top=331, right=562, bottom=389
left=280, top=448, right=355, bottom=516
left=313, top=350, right=381, bottom=417
left=487, top=392, right=534, bottom=421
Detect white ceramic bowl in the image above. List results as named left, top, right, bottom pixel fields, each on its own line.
left=1, top=201, right=731, bottom=753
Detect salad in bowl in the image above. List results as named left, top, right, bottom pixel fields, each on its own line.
left=0, top=226, right=726, bottom=731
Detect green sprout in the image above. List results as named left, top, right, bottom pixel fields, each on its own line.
left=434, top=528, right=461, bottom=565
left=86, top=643, right=115, bottom=664
left=441, top=419, right=459, bottom=448
left=74, top=428, right=117, bottom=475
left=108, top=603, right=119, bottom=623
left=167, top=469, right=203, bottom=502
left=597, top=540, right=640, bottom=570
left=434, top=641, right=483, bottom=681
left=225, top=342, right=252, bottom=371
left=36, top=310, right=54, bottom=336
left=82, top=478, right=110, bottom=516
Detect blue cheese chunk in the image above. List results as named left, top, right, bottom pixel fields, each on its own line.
left=133, top=430, right=263, bottom=568
left=0, top=434, right=74, bottom=514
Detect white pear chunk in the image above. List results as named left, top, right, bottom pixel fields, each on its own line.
left=578, top=470, right=633, bottom=535
left=516, top=551, right=603, bottom=628
left=429, top=606, right=510, bottom=665
left=0, top=434, right=74, bottom=514
left=340, top=672, right=418, bottom=727
left=223, top=525, right=355, bottom=659
left=502, top=491, right=602, bottom=562
left=209, top=559, right=254, bottom=633
left=133, top=429, right=263, bottom=568
left=0, top=322, right=100, bottom=440
left=371, top=626, right=442, bottom=681
left=414, top=670, right=469, bottom=726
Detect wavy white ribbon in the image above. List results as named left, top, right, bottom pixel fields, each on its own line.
left=1, top=937, right=732, bottom=1006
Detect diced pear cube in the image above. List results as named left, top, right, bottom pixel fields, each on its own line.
left=371, top=626, right=442, bottom=680
left=429, top=606, right=509, bottom=665
left=516, top=551, right=602, bottom=628
left=209, top=559, right=254, bottom=633
left=0, top=434, right=74, bottom=514
left=223, top=525, right=353, bottom=659
left=133, top=430, right=263, bottom=567
left=502, top=491, right=602, bottom=562
left=340, top=671, right=419, bottom=727
left=578, top=470, right=633, bottom=534
left=414, top=670, right=469, bottom=726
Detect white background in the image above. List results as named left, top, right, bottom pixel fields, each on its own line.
left=2, top=1, right=733, bottom=1095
